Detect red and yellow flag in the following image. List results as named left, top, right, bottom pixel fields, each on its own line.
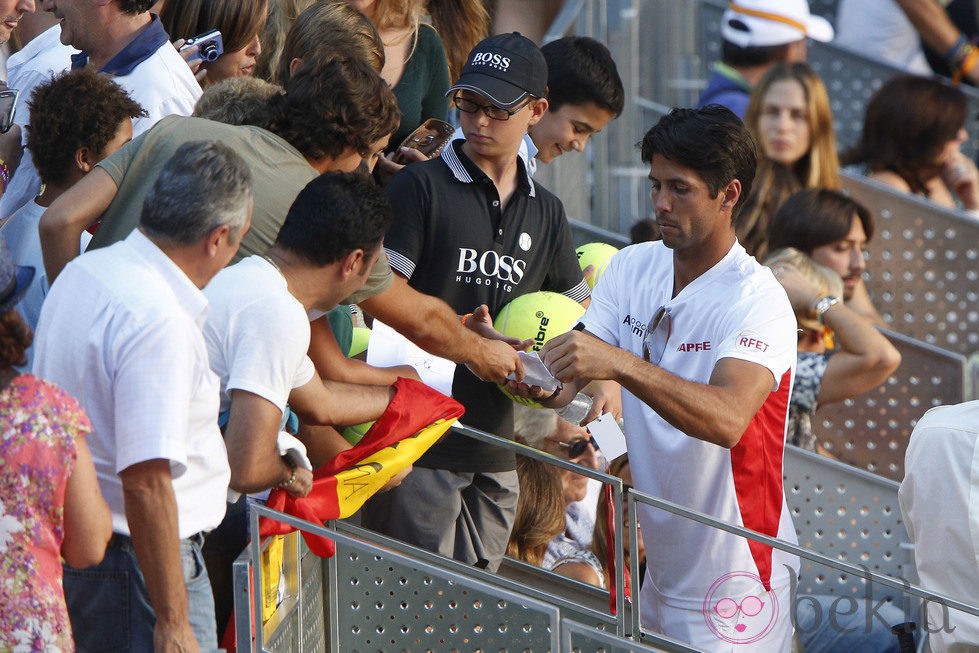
left=259, top=377, right=464, bottom=556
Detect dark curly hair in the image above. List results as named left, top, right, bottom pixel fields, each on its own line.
left=27, top=69, right=146, bottom=188
left=270, top=53, right=400, bottom=161
left=0, top=310, right=32, bottom=370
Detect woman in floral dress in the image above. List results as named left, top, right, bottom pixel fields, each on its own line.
left=0, top=249, right=111, bottom=651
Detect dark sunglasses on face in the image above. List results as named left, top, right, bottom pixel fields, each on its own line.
left=555, top=435, right=601, bottom=459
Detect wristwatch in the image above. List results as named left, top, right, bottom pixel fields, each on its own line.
left=812, top=295, right=841, bottom=324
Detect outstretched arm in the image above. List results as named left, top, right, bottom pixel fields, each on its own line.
left=540, top=330, right=773, bottom=448
left=307, top=316, right=419, bottom=385
left=40, top=167, right=116, bottom=281
left=360, top=274, right=524, bottom=384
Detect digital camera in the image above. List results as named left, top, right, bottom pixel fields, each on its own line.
left=180, top=30, right=224, bottom=64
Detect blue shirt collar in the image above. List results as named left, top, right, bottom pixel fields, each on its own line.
left=71, top=14, right=170, bottom=76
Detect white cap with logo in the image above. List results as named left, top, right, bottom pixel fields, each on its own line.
left=721, top=0, right=834, bottom=48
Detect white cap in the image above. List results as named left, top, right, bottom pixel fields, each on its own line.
left=721, top=0, right=834, bottom=48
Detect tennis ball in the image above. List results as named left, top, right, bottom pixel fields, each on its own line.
left=493, top=291, right=585, bottom=408
left=348, top=326, right=371, bottom=358
left=342, top=420, right=375, bottom=446
left=575, top=242, right=619, bottom=289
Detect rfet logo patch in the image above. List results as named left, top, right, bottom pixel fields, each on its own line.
left=736, top=331, right=770, bottom=353
left=702, top=571, right=780, bottom=644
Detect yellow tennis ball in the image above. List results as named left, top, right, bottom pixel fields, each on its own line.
left=493, top=291, right=585, bottom=408
left=342, top=420, right=375, bottom=446
left=348, top=326, right=371, bottom=358
left=575, top=242, right=619, bottom=289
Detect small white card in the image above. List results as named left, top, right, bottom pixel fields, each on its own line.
left=367, top=319, right=456, bottom=396
left=587, top=412, right=627, bottom=461
left=507, top=351, right=560, bottom=393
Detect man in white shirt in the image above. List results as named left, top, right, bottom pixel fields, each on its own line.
left=527, top=106, right=798, bottom=651
left=44, top=0, right=200, bottom=135
left=202, top=172, right=399, bottom=631
left=899, top=401, right=979, bottom=651
left=33, top=141, right=252, bottom=652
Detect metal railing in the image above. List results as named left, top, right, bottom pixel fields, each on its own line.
left=232, top=421, right=979, bottom=651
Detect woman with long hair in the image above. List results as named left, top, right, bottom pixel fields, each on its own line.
left=345, top=0, right=450, bottom=148
left=844, top=74, right=979, bottom=213
left=738, top=62, right=840, bottom=258
left=0, top=250, right=112, bottom=650
left=160, top=0, right=268, bottom=85
left=506, top=456, right=566, bottom=567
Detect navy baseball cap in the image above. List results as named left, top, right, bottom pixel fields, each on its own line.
left=447, top=32, right=548, bottom=110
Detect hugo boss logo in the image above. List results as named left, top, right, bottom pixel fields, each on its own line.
left=456, top=248, right=526, bottom=284
left=471, top=51, right=511, bottom=71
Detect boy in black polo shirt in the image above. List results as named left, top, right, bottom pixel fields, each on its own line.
left=362, top=33, right=588, bottom=572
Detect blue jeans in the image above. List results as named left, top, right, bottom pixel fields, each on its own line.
left=795, top=593, right=907, bottom=653
left=64, top=533, right=218, bottom=652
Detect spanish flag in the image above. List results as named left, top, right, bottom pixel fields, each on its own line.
left=259, top=377, right=464, bottom=556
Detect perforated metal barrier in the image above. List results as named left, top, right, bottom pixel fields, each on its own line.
left=783, top=445, right=913, bottom=602
left=842, top=173, right=979, bottom=357
left=812, top=328, right=968, bottom=480
left=234, top=502, right=703, bottom=653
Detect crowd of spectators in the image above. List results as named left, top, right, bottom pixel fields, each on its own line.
left=0, top=0, right=975, bottom=650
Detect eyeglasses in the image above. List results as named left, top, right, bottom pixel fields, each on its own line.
left=554, top=435, right=600, bottom=459
left=642, top=305, right=672, bottom=364
left=453, top=92, right=533, bottom=121
left=714, top=595, right=765, bottom=619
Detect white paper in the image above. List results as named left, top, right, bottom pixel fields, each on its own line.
left=587, top=412, right=628, bottom=461
left=507, top=351, right=560, bottom=393
left=367, top=319, right=456, bottom=396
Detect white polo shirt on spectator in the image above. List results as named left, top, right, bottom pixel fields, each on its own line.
left=580, top=240, right=798, bottom=612
left=33, top=229, right=229, bottom=538
left=899, top=401, right=979, bottom=651
left=70, top=14, right=201, bottom=136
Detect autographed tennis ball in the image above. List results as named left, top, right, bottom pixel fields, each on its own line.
left=575, top=242, right=619, bottom=289
left=493, top=291, right=585, bottom=408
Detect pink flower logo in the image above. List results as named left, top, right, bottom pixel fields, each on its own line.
left=702, top=571, right=779, bottom=644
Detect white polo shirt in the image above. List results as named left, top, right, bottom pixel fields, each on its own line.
left=899, top=401, right=979, bottom=651
left=116, top=39, right=202, bottom=137
left=203, top=256, right=315, bottom=415
left=581, top=240, right=798, bottom=610
left=33, top=230, right=229, bottom=538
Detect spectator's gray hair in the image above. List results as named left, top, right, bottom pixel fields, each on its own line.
left=513, top=404, right=559, bottom=450
left=140, top=141, right=252, bottom=245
